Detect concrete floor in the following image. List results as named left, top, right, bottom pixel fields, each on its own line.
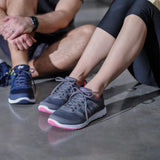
left=1, top=1, right=160, bottom=160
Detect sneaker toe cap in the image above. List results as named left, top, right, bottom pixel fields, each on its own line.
left=40, top=97, right=67, bottom=110
left=49, top=110, right=85, bottom=125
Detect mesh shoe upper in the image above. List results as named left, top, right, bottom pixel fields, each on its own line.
left=49, top=87, right=106, bottom=126
left=9, top=65, right=35, bottom=103
left=39, top=77, right=80, bottom=111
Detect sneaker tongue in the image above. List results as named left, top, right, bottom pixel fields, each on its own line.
left=14, top=65, right=30, bottom=71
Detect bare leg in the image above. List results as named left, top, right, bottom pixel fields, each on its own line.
left=84, top=15, right=147, bottom=98
left=29, top=25, right=96, bottom=77
left=69, top=26, right=115, bottom=82
left=6, top=0, right=37, bottom=68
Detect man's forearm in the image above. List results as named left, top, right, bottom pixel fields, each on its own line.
left=35, top=0, right=82, bottom=34
left=35, top=11, right=71, bottom=34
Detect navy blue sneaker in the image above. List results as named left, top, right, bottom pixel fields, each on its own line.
left=0, top=62, right=11, bottom=87
left=38, top=77, right=85, bottom=114
left=48, top=87, right=107, bottom=130
left=8, top=65, right=35, bottom=104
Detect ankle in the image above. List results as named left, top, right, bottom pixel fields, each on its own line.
left=69, top=76, right=85, bottom=86
left=85, top=86, right=103, bottom=99
left=12, top=63, right=28, bottom=69
left=76, top=80, right=85, bottom=87
left=93, top=92, right=102, bottom=99
left=28, top=60, right=39, bottom=77
left=69, top=71, right=87, bottom=85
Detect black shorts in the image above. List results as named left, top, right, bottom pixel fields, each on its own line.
left=98, top=0, right=160, bottom=87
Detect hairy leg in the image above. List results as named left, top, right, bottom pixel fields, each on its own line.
left=29, top=25, right=96, bottom=77
left=85, top=15, right=147, bottom=98
left=6, top=0, right=37, bottom=68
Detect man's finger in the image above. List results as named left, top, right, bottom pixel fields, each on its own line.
left=17, top=42, right=24, bottom=51
left=21, top=41, right=29, bottom=50
left=26, top=38, right=33, bottom=47
left=0, top=22, right=10, bottom=34
left=9, top=40, right=19, bottom=50
left=2, top=16, right=11, bottom=22
left=2, top=27, right=15, bottom=40
left=31, top=37, right=37, bottom=43
left=8, top=30, right=22, bottom=40
left=4, top=31, right=13, bottom=40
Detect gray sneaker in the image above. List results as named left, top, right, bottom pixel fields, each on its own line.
left=38, top=77, right=84, bottom=114
left=48, top=87, right=107, bottom=130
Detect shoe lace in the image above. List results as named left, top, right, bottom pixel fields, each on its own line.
left=65, top=88, right=93, bottom=121
left=51, top=77, right=76, bottom=99
left=11, top=68, right=36, bottom=91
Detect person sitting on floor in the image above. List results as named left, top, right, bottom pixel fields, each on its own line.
left=0, top=0, right=95, bottom=104
left=38, top=0, right=160, bottom=129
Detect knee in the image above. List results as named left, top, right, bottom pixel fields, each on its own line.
left=68, top=25, right=96, bottom=40
left=125, top=14, right=146, bottom=27
left=125, top=14, right=140, bottom=22
left=76, top=25, right=96, bottom=38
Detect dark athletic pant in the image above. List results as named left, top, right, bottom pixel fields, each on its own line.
left=98, top=0, right=160, bottom=87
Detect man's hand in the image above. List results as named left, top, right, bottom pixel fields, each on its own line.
left=8, top=33, right=36, bottom=51
left=0, top=16, right=34, bottom=41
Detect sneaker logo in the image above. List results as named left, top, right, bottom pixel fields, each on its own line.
left=18, top=65, right=24, bottom=70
